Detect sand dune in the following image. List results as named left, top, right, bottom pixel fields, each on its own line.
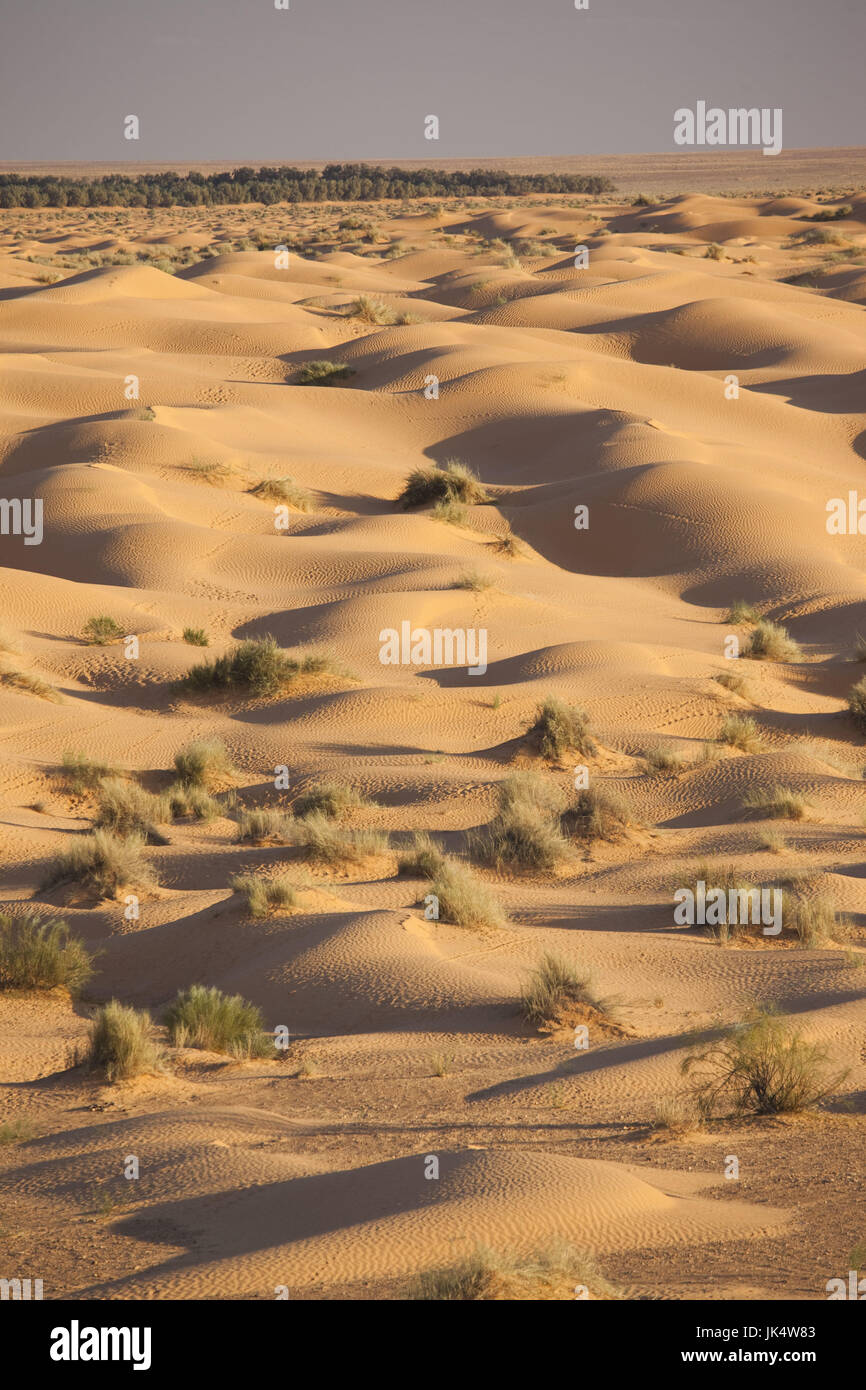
left=1, top=186, right=865, bottom=1301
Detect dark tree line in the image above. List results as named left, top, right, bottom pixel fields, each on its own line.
left=0, top=164, right=615, bottom=208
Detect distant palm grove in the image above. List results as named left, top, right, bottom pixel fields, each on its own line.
left=0, top=164, right=615, bottom=208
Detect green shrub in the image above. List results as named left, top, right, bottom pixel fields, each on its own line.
left=179, top=637, right=334, bottom=697
left=167, top=782, right=221, bottom=821
left=564, top=786, right=629, bottom=842
left=164, top=984, right=275, bottom=1058
left=88, top=1001, right=162, bottom=1082
left=469, top=773, right=567, bottom=871
left=82, top=615, right=125, bottom=646
left=727, top=600, right=760, bottom=624
left=182, top=627, right=209, bottom=646
left=346, top=294, right=396, bottom=324
left=682, top=1007, right=848, bottom=1116
left=0, top=913, right=95, bottom=992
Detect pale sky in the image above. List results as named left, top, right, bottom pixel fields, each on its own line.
left=0, top=0, right=863, bottom=161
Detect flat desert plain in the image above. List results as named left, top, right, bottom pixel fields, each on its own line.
left=0, top=182, right=865, bottom=1302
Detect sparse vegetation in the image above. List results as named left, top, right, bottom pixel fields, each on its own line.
left=173, top=739, right=235, bottom=788
left=179, top=637, right=335, bottom=698
left=0, top=658, right=62, bottom=702
left=82, top=615, right=125, bottom=646
left=714, top=670, right=748, bottom=696
left=293, top=781, right=370, bottom=819
left=236, top=808, right=293, bottom=843
left=0, top=913, right=95, bottom=992
left=163, top=984, right=275, bottom=1058
left=166, top=783, right=221, bottom=821
left=847, top=676, right=866, bottom=731
left=408, top=1242, right=621, bottom=1301
left=786, top=893, right=850, bottom=948
left=61, top=750, right=118, bottom=793
left=399, top=458, right=489, bottom=509
left=682, top=1006, right=848, bottom=1117
left=251, top=477, right=313, bottom=510
left=42, top=829, right=156, bottom=895
left=88, top=1001, right=162, bottom=1082
left=346, top=294, right=396, bottom=324
left=469, top=773, right=568, bottom=871
left=182, top=627, right=209, bottom=646
left=529, top=697, right=596, bottom=760
left=564, top=785, right=630, bottom=843
left=521, top=952, right=604, bottom=1026
left=745, top=621, right=801, bottom=662
left=230, top=871, right=297, bottom=917
left=296, top=360, right=355, bottom=386
left=427, top=857, right=507, bottom=930
left=718, top=714, right=763, bottom=752
left=727, top=600, right=760, bottom=625
left=453, top=568, right=495, bottom=592
left=298, top=814, right=388, bottom=866
left=94, top=779, right=171, bottom=843
left=397, top=831, right=447, bottom=877
left=741, top=785, right=807, bottom=820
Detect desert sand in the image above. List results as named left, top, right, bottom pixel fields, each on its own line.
left=0, top=180, right=865, bottom=1301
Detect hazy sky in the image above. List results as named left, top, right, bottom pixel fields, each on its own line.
left=1, top=0, right=864, bottom=161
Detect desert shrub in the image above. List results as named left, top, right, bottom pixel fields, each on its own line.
left=88, top=1001, right=162, bottom=1082
left=785, top=893, right=850, bottom=947
left=397, top=831, right=447, bottom=877
left=741, top=785, right=807, bottom=820
left=399, top=458, right=489, bottom=509
left=453, top=568, right=495, bottom=592
left=251, top=477, right=313, bottom=510
left=521, top=953, right=603, bottom=1026
left=235, top=808, right=293, bottom=843
left=166, top=783, right=221, bottom=821
left=726, top=599, right=760, bottom=625
left=173, top=739, right=235, bottom=788
left=0, top=657, right=61, bottom=701
left=745, top=621, right=801, bottom=662
left=61, top=750, right=118, bottom=793
left=847, top=676, right=866, bottom=731
left=0, top=913, right=95, bottom=992
left=714, top=671, right=747, bottom=695
left=705, top=242, right=725, bottom=260
left=293, top=780, right=369, bottom=819
left=230, top=871, right=297, bottom=917
left=718, top=714, right=763, bottom=752
left=183, top=457, right=232, bottom=484
left=296, top=360, right=355, bottom=385
left=298, top=814, right=389, bottom=866
left=164, top=984, right=275, bottom=1058
left=469, top=773, right=568, bottom=871
left=94, top=779, right=171, bottom=844
left=811, top=204, right=852, bottom=221
left=42, top=829, right=156, bottom=894
left=651, top=1096, right=702, bottom=1135
left=82, top=615, right=125, bottom=646
left=682, top=1007, right=847, bottom=1117
left=408, top=1242, right=621, bottom=1301
left=758, top=829, right=787, bottom=854
left=431, top=499, right=468, bottom=526
left=427, top=858, right=507, bottom=929
left=182, top=627, right=209, bottom=646
left=565, top=786, right=630, bottom=842
left=492, top=530, right=523, bottom=558
left=644, top=746, right=688, bottom=774
left=529, top=697, right=596, bottom=760
left=0, top=1117, right=35, bottom=1144
left=346, top=294, right=397, bottom=324
left=180, top=637, right=334, bottom=698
